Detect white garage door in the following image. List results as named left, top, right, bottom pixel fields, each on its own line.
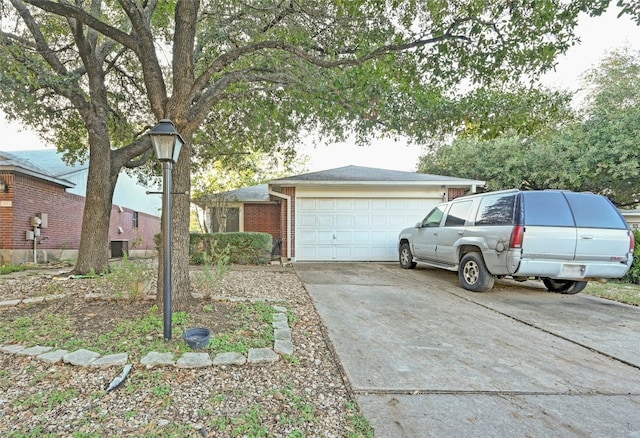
left=296, top=197, right=438, bottom=261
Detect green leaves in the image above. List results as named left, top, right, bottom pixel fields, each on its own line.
left=419, top=48, right=640, bottom=207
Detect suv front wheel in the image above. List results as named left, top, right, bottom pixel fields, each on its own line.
left=399, top=242, right=417, bottom=269
left=459, top=252, right=495, bottom=292
left=542, top=278, right=587, bottom=295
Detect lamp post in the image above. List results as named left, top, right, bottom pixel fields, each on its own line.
left=148, top=119, right=184, bottom=340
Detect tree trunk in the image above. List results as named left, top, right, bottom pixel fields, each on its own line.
left=74, top=136, right=116, bottom=275
left=157, top=136, right=195, bottom=311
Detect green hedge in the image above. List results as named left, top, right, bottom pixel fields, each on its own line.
left=189, top=232, right=273, bottom=265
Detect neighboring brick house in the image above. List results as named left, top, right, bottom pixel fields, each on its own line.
left=0, top=149, right=161, bottom=265
left=194, top=166, right=485, bottom=262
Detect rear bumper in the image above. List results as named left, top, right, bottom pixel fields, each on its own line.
left=514, top=257, right=633, bottom=280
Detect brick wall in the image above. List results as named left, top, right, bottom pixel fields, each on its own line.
left=110, top=204, right=160, bottom=251
left=0, top=171, right=159, bottom=264
left=243, top=203, right=281, bottom=239
left=0, top=172, right=15, bottom=251
left=11, top=173, right=84, bottom=251
left=448, top=188, right=467, bottom=200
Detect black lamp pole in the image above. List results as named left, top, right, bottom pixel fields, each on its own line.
left=148, top=119, right=184, bottom=340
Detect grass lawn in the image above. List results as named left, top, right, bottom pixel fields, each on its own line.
left=584, top=281, right=640, bottom=306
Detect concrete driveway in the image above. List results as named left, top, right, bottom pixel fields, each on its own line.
left=294, top=262, right=640, bottom=437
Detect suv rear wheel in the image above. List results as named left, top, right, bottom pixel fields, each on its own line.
left=459, top=252, right=495, bottom=292
left=399, top=242, right=417, bottom=269
left=542, top=278, right=587, bottom=295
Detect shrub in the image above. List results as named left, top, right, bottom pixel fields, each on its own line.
left=191, top=243, right=231, bottom=296
left=0, top=264, right=26, bottom=275
left=189, top=232, right=272, bottom=265
left=103, top=253, right=154, bottom=301
left=621, top=229, right=640, bottom=284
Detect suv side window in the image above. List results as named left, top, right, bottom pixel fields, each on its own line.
left=522, top=191, right=574, bottom=226
left=421, top=205, right=446, bottom=228
left=475, top=194, right=516, bottom=225
left=445, top=200, right=473, bottom=227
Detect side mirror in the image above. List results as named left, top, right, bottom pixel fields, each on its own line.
left=415, top=222, right=422, bottom=228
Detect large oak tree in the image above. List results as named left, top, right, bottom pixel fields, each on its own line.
left=0, top=0, right=618, bottom=308
left=418, top=48, right=640, bottom=207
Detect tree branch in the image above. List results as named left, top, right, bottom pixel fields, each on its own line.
left=22, top=0, right=138, bottom=50
left=191, top=32, right=467, bottom=100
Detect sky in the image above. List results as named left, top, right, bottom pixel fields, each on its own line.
left=2, top=5, right=640, bottom=172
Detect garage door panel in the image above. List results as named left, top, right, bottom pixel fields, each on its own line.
left=317, top=199, right=335, bottom=210
left=298, top=199, right=317, bottom=209
left=371, top=215, right=387, bottom=226
left=371, top=231, right=388, bottom=243
left=317, top=231, right=335, bottom=242
left=353, top=231, right=370, bottom=243
left=297, top=197, right=438, bottom=261
left=298, top=230, right=318, bottom=243
left=389, top=214, right=408, bottom=227
left=335, top=199, right=352, bottom=210
left=336, top=216, right=352, bottom=227
left=353, top=199, right=369, bottom=209
left=299, top=215, right=317, bottom=227
left=334, top=230, right=351, bottom=241
left=317, top=215, right=334, bottom=227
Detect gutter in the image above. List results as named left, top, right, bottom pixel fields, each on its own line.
left=269, top=190, right=292, bottom=260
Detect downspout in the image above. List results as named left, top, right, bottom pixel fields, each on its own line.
left=269, top=190, right=292, bottom=260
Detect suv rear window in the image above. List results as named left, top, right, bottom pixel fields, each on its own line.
left=475, top=194, right=516, bottom=225
left=564, top=192, right=628, bottom=229
left=522, top=191, right=574, bottom=226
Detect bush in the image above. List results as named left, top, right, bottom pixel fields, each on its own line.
left=621, top=229, right=640, bottom=284
left=0, top=264, right=26, bottom=275
left=189, top=232, right=273, bottom=265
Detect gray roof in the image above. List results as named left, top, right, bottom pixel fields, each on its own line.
left=195, top=184, right=271, bottom=205
left=269, top=165, right=485, bottom=186
left=200, top=166, right=485, bottom=203
left=1, top=148, right=161, bottom=216
left=0, top=150, right=75, bottom=188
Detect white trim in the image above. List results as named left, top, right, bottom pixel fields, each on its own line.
left=269, top=190, right=291, bottom=259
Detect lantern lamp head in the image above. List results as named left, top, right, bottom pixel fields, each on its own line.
left=149, top=119, right=184, bottom=163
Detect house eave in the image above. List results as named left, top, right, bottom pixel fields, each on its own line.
left=272, top=180, right=484, bottom=185
left=1, top=164, right=76, bottom=189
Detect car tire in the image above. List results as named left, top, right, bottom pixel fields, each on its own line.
left=458, top=252, right=495, bottom=292
left=399, top=242, right=417, bottom=269
left=542, top=278, right=588, bottom=295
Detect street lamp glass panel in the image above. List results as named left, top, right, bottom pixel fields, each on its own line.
left=172, top=135, right=183, bottom=163
left=149, top=119, right=184, bottom=163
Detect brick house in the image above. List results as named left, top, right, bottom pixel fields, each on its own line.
left=194, top=165, right=485, bottom=262
left=0, top=149, right=161, bottom=265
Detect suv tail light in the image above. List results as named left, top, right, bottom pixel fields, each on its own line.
left=510, top=225, right=524, bottom=249
left=630, top=231, right=635, bottom=253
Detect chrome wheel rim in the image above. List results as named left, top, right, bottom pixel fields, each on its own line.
left=400, top=248, right=410, bottom=265
left=463, top=261, right=479, bottom=284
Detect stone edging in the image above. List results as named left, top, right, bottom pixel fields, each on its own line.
left=0, top=305, right=293, bottom=369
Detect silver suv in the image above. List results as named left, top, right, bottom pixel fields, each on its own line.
left=398, top=189, right=634, bottom=293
